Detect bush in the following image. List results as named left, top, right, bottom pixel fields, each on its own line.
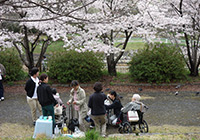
left=0, top=49, right=26, bottom=81
left=48, top=50, right=104, bottom=83
left=129, top=43, right=187, bottom=83
left=84, top=129, right=100, bottom=140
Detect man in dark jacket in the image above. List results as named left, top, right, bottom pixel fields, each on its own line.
left=25, top=67, right=42, bottom=125
left=88, top=82, right=107, bottom=137
left=37, top=73, right=58, bottom=132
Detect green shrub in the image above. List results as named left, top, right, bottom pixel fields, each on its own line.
left=0, top=49, right=26, bottom=81
left=84, top=129, right=100, bottom=140
left=129, top=43, right=187, bottom=83
left=48, top=50, right=104, bottom=83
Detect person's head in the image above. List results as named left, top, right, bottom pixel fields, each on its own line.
left=132, top=94, right=141, bottom=102
left=30, top=67, right=39, bottom=77
left=93, top=82, right=103, bottom=92
left=109, top=90, right=117, bottom=100
left=52, top=88, right=57, bottom=95
left=71, top=80, right=79, bottom=91
left=39, top=73, right=48, bottom=83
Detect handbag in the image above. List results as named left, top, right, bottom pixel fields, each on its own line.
left=54, top=104, right=63, bottom=115
left=127, top=110, right=139, bottom=122
left=67, top=104, right=79, bottom=132
left=68, top=118, right=79, bottom=132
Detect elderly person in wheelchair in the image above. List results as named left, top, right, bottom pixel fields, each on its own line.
left=121, top=94, right=147, bottom=113
left=117, top=94, right=149, bottom=133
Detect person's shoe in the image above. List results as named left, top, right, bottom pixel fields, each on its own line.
left=89, top=125, right=95, bottom=129
left=1, top=97, right=4, bottom=101
left=101, top=134, right=106, bottom=138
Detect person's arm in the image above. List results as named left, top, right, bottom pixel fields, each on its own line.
left=88, top=96, right=92, bottom=109
left=25, top=79, right=34, bottom=95
left=25, top=79, right=30, bottom=92
left=47, top=86, right=58, bottom=106
left=105, top=100, right=118, bottom=110
left=67, top=89, right=74, bottom=104
left=121, top=102, right=132, bottom=113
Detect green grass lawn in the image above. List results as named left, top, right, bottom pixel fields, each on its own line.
left=115, top=42, right=145, bottom=51
left=31, top=37, right=186, bottom=54
left=34, top=40, right=65, bottom=54
left=34, top=39, right=145, bottom=54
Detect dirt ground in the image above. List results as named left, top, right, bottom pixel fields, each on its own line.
left=0, top=83, right=200, bottom=138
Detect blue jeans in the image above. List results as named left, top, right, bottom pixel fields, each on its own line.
left=0, top=80, right=4, bottom=98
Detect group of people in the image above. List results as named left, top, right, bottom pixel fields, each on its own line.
left=25, top=67, right=145, bottom=137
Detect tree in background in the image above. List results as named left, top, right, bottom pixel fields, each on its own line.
left=1, top=0, right=199, bottom=77
left=66, top=0, right=143, bottom=76
left=0, top=0, right=97, bottom=73
left=138, top=0, right=200, bottom=76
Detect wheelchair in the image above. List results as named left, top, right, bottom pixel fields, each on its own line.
left=117, top=109, right=149, bottom=134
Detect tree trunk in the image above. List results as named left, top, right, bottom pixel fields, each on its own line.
left=23, top=26, right=35, bottom=73
left=189, top=66, right=199, bottom=76
left=107, top=53, right=117, bottom=76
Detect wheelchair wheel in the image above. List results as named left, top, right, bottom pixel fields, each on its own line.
left=123, top=122, right=132, bottom=133
left=118, top=126, right=123, bottom=134
left=139, top=120, right=148, bottom=133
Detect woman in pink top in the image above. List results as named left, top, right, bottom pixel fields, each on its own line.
left=67, top=80, right=88, bottom=131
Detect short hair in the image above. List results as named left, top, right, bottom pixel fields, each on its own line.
left=132, top=94, right=141, bottom=101
left=52, top=88, right=57, bottom=95
left=109, top=90, right=117, bottom=97
left=71, top=80, right=79, bottom=87
left=30, top=67, right=39, bottom=76
left=39, top=73, right=48, bottom=81
left=93, top=82, right=103, bottom=92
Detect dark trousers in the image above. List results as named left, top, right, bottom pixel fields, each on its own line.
left=42, top=104, right=55, bottom=133
left=0, top=80, right=4, bottom=98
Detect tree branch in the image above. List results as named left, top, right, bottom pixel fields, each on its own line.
left=32, top=32, right=42, bottom=51
left=115, top=30, right=132, bottom=64
left=0, top=0, right=8, bottom=5
left=13, top=42, right=29, bottom=67
left=36, top=37, right=50, bottom=67
left=184, top=33, right=193, bottom=70
left=0, top=0, right=97, bottom=22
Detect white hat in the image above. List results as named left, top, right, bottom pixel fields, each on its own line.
left=132, top=94, right=141, bottom=101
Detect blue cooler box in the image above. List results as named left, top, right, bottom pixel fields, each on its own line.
left=33, top=117, right=53, bottom=138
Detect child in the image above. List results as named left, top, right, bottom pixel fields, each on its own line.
left=52, top=88, right=63, bottom=105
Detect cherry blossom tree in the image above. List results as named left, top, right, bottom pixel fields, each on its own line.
left=0, top=0, right=97, bottom=72
left=65, top=0, right=143, bottom=76
left=138, top=0, right=200, bottom=76
left=1, top=0, right=148, bottom=76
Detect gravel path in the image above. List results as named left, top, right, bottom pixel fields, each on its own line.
left=0, top=85, right=200, bottom=135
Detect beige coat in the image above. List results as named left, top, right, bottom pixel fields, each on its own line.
left=68, top=86, right=88, bottom=118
